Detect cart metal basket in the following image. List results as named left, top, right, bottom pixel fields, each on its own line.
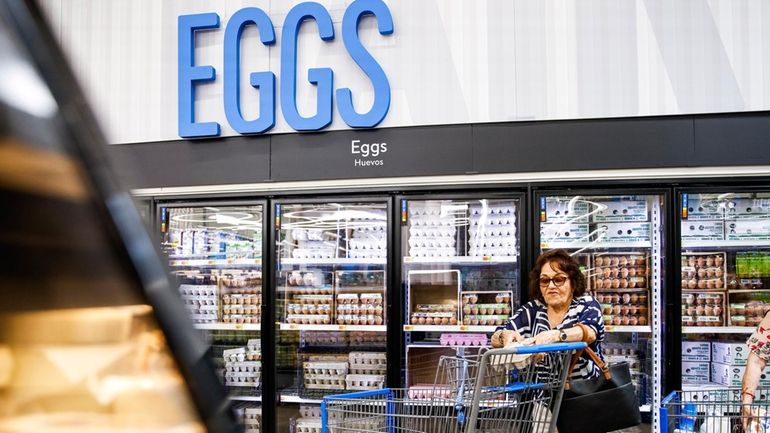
left=321, top=342, right=586, bottom=433
left=661, top=389, right=770, bottom=433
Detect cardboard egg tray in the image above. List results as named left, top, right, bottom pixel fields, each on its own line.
left=345, top=374, right=385, bottom=390
left=222, top=314, right=260, bottom=324
left=461, top=303, right=511, bottom=316
left=292, top=294, right=334, bottom=305
left=303, top=362, right=348, bottom=376
left=295, top=418, right=322, bottom=433
left=224, top=371, right=261, bottom=386
left=299, top=405, right=321, bottom=418
left=461, top=315, right=508, bottom=326
left=224, top=304, right=260, bottom=315
left=288, top=304, right=331, bottom=315
left=681, top=292, right=724, bottom=325
left=336, top=304, right=384, bottom=316
left=220, top=273, right=262, bottom=288
left=304, top=375, right=346, bottom=389
left=728, top=298, right=770, bottom=326
left=349, top=351, right=386, bottom=365
left=336, top=314, right=383, bottom=325
left=287, top=314, right=332, bottom=325
left=439, top=333, right=488, bottom=346
left=349, top=364, right=387, bottom=375
left=681, top=252, right=727, bottom=290
left=461, top=292, right=512, bottom=306
left=225, top=361, right=261, bottom=374
left=409, top=312, right=457, bottom=326
left=223, top=293, right=261, bottom=305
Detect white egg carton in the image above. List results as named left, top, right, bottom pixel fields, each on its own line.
left=299, top=405, right=321, bottom=418
left=345, top=374, right=385, bottom=390
left=224, top=371, right=261, bottom=386
left=407, top=384, right=452, bottom=400
left=360, top=293, right=383, bottom=304
left=335, top=314, right=383, bottom=325
left=291, top=248, right=335, bottom=259
left=408, top=247, right=456, bottom=258
left=349, top=364, right=387, bottom=375
left=303, top=362, right=348, bottom=376
left=304, top=375, right=346, bottom=389
left=225, top=361, right=261, bottom=373
left=348, top=238, right=387, bottom=250
left=349, top=250, right=386, bottom=259
left=349, top=352, right=387, bottom=366
left=409, top=226, right=455, bottom=238
left=287, top=304, right=331, bottom=314
left=295, top=418, right=322, bottom=433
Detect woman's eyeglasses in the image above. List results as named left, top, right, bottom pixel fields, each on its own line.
left=539, top=274, right=568, bottom=288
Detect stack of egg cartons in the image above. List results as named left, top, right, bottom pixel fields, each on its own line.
left=348, top=210, right=387, bottom=259
left=468, top=202, right=516, bottom=257
left=346, top=352, right=386, bottom=390
left=408, top=202, right=456, bottom=258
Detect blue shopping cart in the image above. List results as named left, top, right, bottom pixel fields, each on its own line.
left=321, top=342, right=586, bottom=433
left=661, top=389, right=770, bottom=433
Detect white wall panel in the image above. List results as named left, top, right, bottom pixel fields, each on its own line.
left=36, top=0, right=770, bottom=144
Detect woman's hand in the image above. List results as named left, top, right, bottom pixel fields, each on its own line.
left=522, top=329, right=560, bottom=346
left=491, top=330, right=523, bottom=348
left=742, top=393, right=755, bottom=432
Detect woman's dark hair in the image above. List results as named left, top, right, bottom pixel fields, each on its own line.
left=528, top=249, right=587, bottom=303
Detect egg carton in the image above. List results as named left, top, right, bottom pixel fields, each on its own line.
left=407, top=384, right=452, bottom=400
left=408, top=247, right=457, bottom=258
left=349, top=365, right=387, bottom=375
left=222, top=315, right=260, bottom=324
left=179, top=284, right=218, bottom=298
left=408, top=238, right=456, bottom=249
left=295, top=418, right=322, bottom=433
left=360, top=293, right=383, bottom=304
left=225, top=361, right=261, bottom=373
left=287, top=304, right=331, bottom=314
left=303, top=362, right=348, bottom=376
left=461, top=304, right=510, bottom=316
left=304, top=378, right=346, bottom=389
left=291, top=248, right=336, bottom=259
left=349, top=250, right=387, bottom=259
left=337, top=305, right=384, bottom=316
left=299, top=406, right=322, bottom=419
left=286, top=271, right=326, bottom=288
left=349, top=352, right=386, bottom=365
left=440, top=333, right=488, bottom=347
left=335, top=314, right=383, bottom=325
left=223, top=294, right=260, bottom=304
left=345, top=374, right=385, bottom=390
left=287, top=314, right=332, bottom=325
left=224, top=372, right=261, bottom=386
left=348, top=238, right=387, bottom=250
left=602, top=314, right=648, bottom=327
left=223, top=305, right=260, bottom=315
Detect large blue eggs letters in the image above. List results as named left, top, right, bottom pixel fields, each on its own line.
left=177, top=0, right=393, bottom=138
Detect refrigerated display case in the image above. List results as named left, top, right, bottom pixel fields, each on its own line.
left=399, top=195, right=523, bottom=393
left=159, top=203, right=266, bottom=430
left=678, top=190, right=770, bottom=399
left=534, top=190, right=666, bottom=428
left=273, top=199, right=390, bottom=433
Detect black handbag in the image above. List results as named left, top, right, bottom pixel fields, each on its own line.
left=555, top=324, right=641, bottom=433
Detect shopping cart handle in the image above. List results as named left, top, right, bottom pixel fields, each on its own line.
left=483, top=381, right=546, bottom=394
left=661, top=391, right=679, bottom=405
left=488, top=342, right=587, bottom=355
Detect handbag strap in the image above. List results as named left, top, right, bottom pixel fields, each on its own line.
left=564, top=323, right=611, bottom=389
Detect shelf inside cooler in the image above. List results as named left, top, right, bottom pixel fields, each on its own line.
left=280, top=258, right=387, bottom=266
left=196, top=323, right=262, bottom=331
left=604, top=326, right=653, bottom=333
left=279, top=324, right=387, bottom=332
left=683, top=239, right=770, bottom=248
left=229, top=395, right=262, bottom=402
left=170, top=258, right=263, bottom=267
left=403, top=256, right=518, bottom=264
left=403, top=325, right=499, bottom=332
left=541, top=241, right=652, bottom=249
left=682, top=326, right=753, bottom=334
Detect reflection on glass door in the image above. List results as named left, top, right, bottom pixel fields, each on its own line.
left=537, top=193, right=665, bottom=430
left=274, top=201, right=389, bottom=433
left=400, top=197, right=522, bottom=395
left=160, top=204, right=264, bottom=432
left=679, top=191, right=770, bottom=403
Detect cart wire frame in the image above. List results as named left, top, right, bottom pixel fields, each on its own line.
left=321, top=342, right=587, bottom=433
left=661, top=389, right=770, bottom=433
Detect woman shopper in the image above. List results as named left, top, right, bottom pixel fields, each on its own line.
left=741, top=313, right=770, bottom=431
left=491, top=248, right=605, bottom=380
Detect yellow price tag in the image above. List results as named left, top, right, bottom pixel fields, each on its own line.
left=460, top=326, right=469, bottom=331
left=234, top=324, right=243, bottom=330
left=404, top=325, right=413, bottom=331
left=338, top=325, right=347, bottom=331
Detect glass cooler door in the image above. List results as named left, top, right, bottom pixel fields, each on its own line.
left=274, top=200, right=389, bottom=433
left=160, top=203, right=265, bottom=433
left=679, top=191, right=770, bottom=402
left=400, top=196, right=522, bottom=394
left=536, top=192, right=666, bottom=429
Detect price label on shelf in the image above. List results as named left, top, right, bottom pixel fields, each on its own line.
left=460, top=326, right=470, bottom=331
left=337, top=325, right=347, bottom=331
left=234, top=324, right=244, bottom=331
left=404, top=325, right=413, bottom=331
left=482, top=256, right=492, bottom=262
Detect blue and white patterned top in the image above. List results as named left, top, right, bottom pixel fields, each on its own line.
left=499, top=295, right=605, bottom=380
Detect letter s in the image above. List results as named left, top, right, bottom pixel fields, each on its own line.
left=337, top=0, right=394, bottom=128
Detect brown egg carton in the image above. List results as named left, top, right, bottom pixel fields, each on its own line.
left=592, top=253, right=649, bottom=290
left=602, top=314, right=648, bottom=326
left=681, top=315, right=724, bottom=327
left=681, top=252, right=727, bottom=290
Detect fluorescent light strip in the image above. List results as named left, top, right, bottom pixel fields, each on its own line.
left=132, top=165, right=770, bottom=197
